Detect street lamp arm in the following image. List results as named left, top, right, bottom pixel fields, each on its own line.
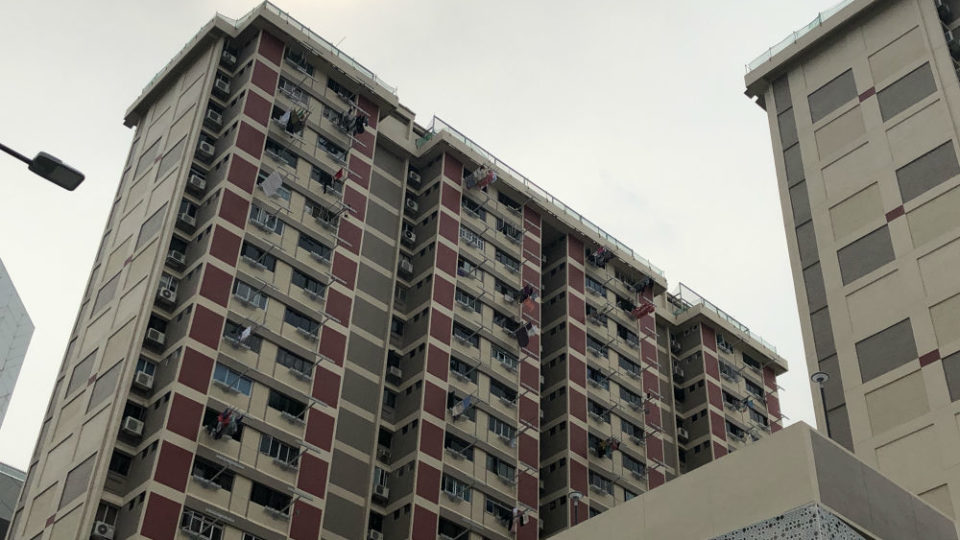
left=0, top=141, right=32, bottom=166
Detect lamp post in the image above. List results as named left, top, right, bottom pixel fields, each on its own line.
left=810, top=371, right=832, bottom=438
left=568, top=490, right=583, bottom=526
left=0, top=142, right=84, bottom=190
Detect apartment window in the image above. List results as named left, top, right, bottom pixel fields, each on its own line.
left=310, top=166, right=343, bottom=195
left=317, top=134, right=347, bottom=161
left=192, top=455, right=234, bottom=491
left=497, top=191, right=521, bottom=212
left=441, top=474, right=471, bottom=501
left=108, top=450, right=132, bottom=476
left=240, top=242, right=277, bottom=271
left=327, top=77, right=355, bottom=102
left=587, top=367, right=609, bottom=389
left=621, top=419, right=643, bottom=439
left=268, top=389, right=306, bottom=418
left=742, top=353, right=761, bottom=371
left=213, top=363, right=252, bottom=395
left=460, top=225, right=484, bottom=250
left=496, top=217, right=522, bottom=242
left=586, top=303, right=607, bottom=324
left=492, top=310, right=516, bottom=333
left=449, top=357, right=478, bottom=383
left=383, top=389, right=397, bottom=410
left=158, top=272, right=178, bottom=293
left=589, top=471, right=613, bottom=495
left=618, top=357, right=641, bottom=377
left=232, top=279, right=268, bottom=309
left=277, top=347, right=313, bottom=377
left=485, top=494, right=514, bottom=522
left=495, top=248, right=519, bottom=273
left=298, top=232, right=332, bottom=262
left=284, top=49, right=314, bottom=75
left=180, top=508, right=223, bottom=540
left=617, top=324, right=639, bottom=346
left=444, top=432, right=474, bottom=460
left=278, top=76, right=307, bottom=104
left=587, top=400, right=610, bottom=423
left=624, top=489, right=638, bottom=501
left=585, top=276, right=606, bottom=296
left=622, top=454, right=645, bottom=476
left=223, top=320, right=262, bottom=352
left=284, top=306, right=320, bottom=336
left=256, top=169, right=292, bottom=200
left=135, top=357, right=157, bottom=376
left=453, top=323, right=479, bottom=347
left=259, top=434, right=300, bottom=465
left=744, top=379, right=764, bottom=399
left=749, top=408, right=768, bottom=426
left=488, top=414, right=516, bottom=440
left=391, top=317, right=405, bottom=336
left=447, top=392, right=477, bottom=421
left=304, top=200, right=338, bottom=227
left=586, top=336, right=608, bottom=358
left=202, top=407, right=243, bottom=441
left=620, top=387, right=642, bottom=407
left=462, top=196, right=486, bottom=219
left=265, top=138, right=298, bottom=168
left=248, top=204, right=285, bottom=234
left=457, top=257, right=482, bottom=279
left=455, top=288, right=481, bottom=313
left=373, top=466, right=389, bottom=487
left=95, top=503, right=119, bottom=527
left=291, top=269, right=326, bottom=298
left=491, top=346, right=518, bottom=370
left=242, top=534, right=266, bottom=540
left=494, top=279, right=518, bottom=300
left=250, top=482, right=292, bottom=513
left=489, top=378, right=517, bottom=403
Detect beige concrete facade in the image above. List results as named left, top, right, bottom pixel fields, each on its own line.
left=550, top=423, right=956, bottom=540
left=746, top=0, right=960, bottom=522
left=7, top=3, right=790, bottom=540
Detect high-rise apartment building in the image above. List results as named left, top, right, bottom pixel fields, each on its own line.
left=9, top=3, right=786, bottom=540
left=0, top=257, right=33, bottom=430
left=745, top=0, right=960, bottom=521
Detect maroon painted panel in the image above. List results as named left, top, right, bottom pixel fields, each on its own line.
left=707, top=382, right=723, bottom=409
left=713, top=441, right=728, bottom=458
left=419, top=420, right=444, bottom=460
left=189, top=305, right=224, bottom=350
left=569, top=459, right=588, bottom=492
left=209, top=225, right=241, bottom=266
left=153, top=441, right=192, bottom=492
left=177, top=348, right=214, bottom=394
left=312, top=365, right=340, bottom=408
left=640, top=312, right=655, bottom=335
left=646, top=403, right=662, bottom=429
left=219, top=188, right=250, bottom=229
left=920, top=349, right=941, bottom=366
left=859, top=86, right=876, bottom=102
left=348, top=155, right=371, bottom=189
left=648, top=468, right=665, bottom=489
left=324, top=288, right=352, bottom=327
left=235, top=121, right=265, bottom=159
left=166, top=393, right=203, bottom=442
left=568, top=355, right=586, bottom=388
left=518, top=432, right=538, bottom=468
left=251, top=61, right=278, bottom=95
left=704, top=352, right=720, bottom=380
left=569, top=389, right=587, bottom=423
left=297, top=453, right=328, bottom=499
left=337, top=218, right=363, bottom=256
left=289, top=500, right=323, bottom=540
left=318, top=328, right=347, bottom=367
left=426, top=344, right=448, bottom=380
left=523, top=206, right=541, bottom=237
left=766, top=393, right=781, bottom=420
left=226, top=155, right=257, bottom=194
left=415, top=462, right=441, bottom=504
left=305, top=409, right=335, bottom=451
left=243, top=90, right=272, bottom=127
left=520, top=361, right=539, bottom=391
left=432, top=275, right=455, bottom=310
left=199, top=264, right=232, bottom=307
left=438, top=212, right=459, bottom=244
left=429, top=309, right=452, bottom=344
left=258, top=31, right=284, bottom=65
left=568, top=265, right=585, bottom=291
left=642, top=370, right=659, bottom=397
left=523, top=235, right=540, bottom=263
left=331, top=254, right=358, bottom=291
left=435, top=242, right=458, bottom=276
left=443, top=153, right=463, bottom=184
left=641, top=339, right=657, bottom=366
left=441, top=182, right=461, bottom=213
left=518, top=471, right=538, bottom=509
left=522, top=265, right=539, bottom=291
left=568, top=325, right=586, bottom=354
left=412, top=505, right=438, bottom=540
left=568, top=236, right=584, bottom=265
left=710, top=411, right=726, bottom=439
left=647, top=434, right=663, bottom=462
left=771, top=421, right=782, bottom=432
left=141, top=492, right=181, bottom=540
left=423, top=381, right=446, bottom=420
left=519, top=395, right=539, bottom=429
left=763, top=366, right=777, bottom=390
left=354, top=130, right=375, bottom=158
left=886, top=205, right=906, bottom=222
left=343, top=186, right=367, bottom=221
left=358, top=95, right=379, bottom=130
left=701, top=323, right=717, bottom=352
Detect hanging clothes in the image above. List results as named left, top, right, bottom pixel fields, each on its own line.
left=226, top=414, right=244, bottom=437
left=213, top=407, right=233, bottom=439
left=277, top=110, right=291, bottom=129
left=515, top=321, right=539, bottom=348
left=451, top=396, right=473, bottom=419
left=477, top=170, right=498, bottom=189
left=631, top=301, right=655, bottom=319
left=261, top=171, right=284, bottom=198
left=334, top=168, right=349, bottom=181
left=353, top=115, right=368, bottom=136
left=595, top=438, right=608, bottom=457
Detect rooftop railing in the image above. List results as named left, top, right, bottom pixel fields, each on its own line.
left=746, top=0, right=856, bottom=72
left=670, top=282, right=777, bottom=353
left=426, top=116, right=665, bottom=278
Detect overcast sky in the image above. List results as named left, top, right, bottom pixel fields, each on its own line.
left=0, top=0, right=840, bottom=470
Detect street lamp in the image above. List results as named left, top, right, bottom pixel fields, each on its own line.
left=0, top=142, right=84, bottom=191
left=568, top=490, right=583, bottom=526
left=810, top=371, right=832, bottom=438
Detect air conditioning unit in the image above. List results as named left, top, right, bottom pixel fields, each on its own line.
left=157, top=287, right=177, bottom=304
left=221, top=50, right=237, bottom=66
left=407, top=170, right=421, bottom=186
left=373, top=484, right=390, bottom=500
left=368, top=531, right=384, bottom=540
left=399, top=258, right=414, bottom=275
left=122, top=416, right=144, bottom=437
left=187, top=174, right=206, bottom=192
left=937, top=0, right=952, bottom=22
left=134, top=370, right=155, bottom=391
left=146, top=328, right=166, bottom=347
left=178, top=212, right=197, bottom=228
left=214, top=78, right=231, bottom=95
left=677, top=427, right=689, bottom=441
left=402, top=229, right=416, bottom=245
left=388, top=366, right=403, bottom=378
left=197, top=141, right=215, bottom=159
left=405, top=198, right=419, bottom=214
left=205, top=109, right=222, bottom=128
left=167, top=250, right=186, bottom=267
left=92, top=521, right=116, bottom=540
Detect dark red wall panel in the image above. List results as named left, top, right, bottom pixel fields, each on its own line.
left=519, top=395, right=539, bottom=428
left=209, top=225, right=241, bottom=266
left=141, top=492, right=181, bottom=540
left=763, top=366, right=777, bottom=389
left=713, top=441, right=728, bottom=458
left=189, top=305, right=224, bottom=350
left=641, top=339, right=657, bottom=366
left=568, top=325, right=586, bottom=355
left=710, top=411, right=726, bottom=439
left=258, top=31, right=284, bottom=65
left=518, top=432, right=538, bottom=467
left=423, top=381, right=446, bottom=420
left=312, top=365, right=340, bottom=408
left=297, top=453, right=328, bottom=499
left=358, top=95, right=379, bottom=130
left=337, top=219, right=363, bottom=256
left=520, top=361, right=539, bottom=391
left=166, top=393, right=203, bottom=442
left=305, top=409, right=335, bottom=451
left=177, top=348, right=213, bottom=393
left=153, top=441, right=192, bottom=492
left=426, top=344, right=448, bottom=380
left=704, top=352, right=720, bottom=380
left=331, top=254, right=358, bottom=290
left=568, top=265, right=584, bottom=291
left=348, top=155, right=371, bottom=189
left=226, top=155, right=257, bottom=194
left=569, top=416, right=587, bottom=455
left=343, top=186, right=367, bottom=221
left=318, top=328, right=347, bottom=366
left=701, top=324, right=717, bottom=352
left=251, top=61, right=278, bottom=94
left=235, top=122, right=265, bottom=159
left=568, top=236, right=584, bottom=265
left=354, top=130, right=375, bottom=158
left=199, top=264, right=232, bottom=307
left=767, top=393, right=781, bottom=419
left=429, top=309, right=452, bottom=344
left=441, top=182, right=461, bottom=213
left=443, top=153, right=463, bottom=184
left=219, top=188, right=250, bottom=229
left=415, top=462, right=441, bottom=504
left=435, top=242, right=458, bottom=276
left=432, top=276, right=455, bottom=310
left=707, top=382, right=723, bottom=409
left=419, top=420, right=444, bottom=460
left=289, top=500, right=323, bottom=540
left=518, top=471, right=538, bottom=508
left=569, top=459, right=587, bottom=492
left=243, top=91, right=272, bottom=127
left=648, top=468, right=665, bottom=489
left=569, top=355, right=586, bottom=388
left=412, top=505, right=437, bottom=540
left=647, top=435, right=664, bottom=462
left=324, top=289, right=352, bottom=327
left=438, top=212, right=459, bottom=244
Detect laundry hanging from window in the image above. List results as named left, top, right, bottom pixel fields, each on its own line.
left=277, top=108, right=309, bottom=134
left=594, top=436, right=621, bottom=458
left=451, top=395, right=473, bottom=419
left=336, top=107, right=369, bottom=136
left=465, top=166, right=497, bottom=190
left=260, top=171, right=284, bottom=199
left=508, top=508, right=530, bottom=532
left=517, top=284, right=539, bottom=309
left=589, top=246, right=615, bottom=267
left=210, top=406, right=244, bottom=440
left=515, top=321, right=539, bottom=348
left=631, top=300, right=655, bottom=319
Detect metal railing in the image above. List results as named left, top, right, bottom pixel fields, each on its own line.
left=746, top=0, right=857, bottom=72
left=670, top=283, right=777, bottom=353
left=425, top=116, right=665, bottom=278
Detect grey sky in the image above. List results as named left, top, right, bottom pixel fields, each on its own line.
left=0, top=0, right=837, bottom=469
